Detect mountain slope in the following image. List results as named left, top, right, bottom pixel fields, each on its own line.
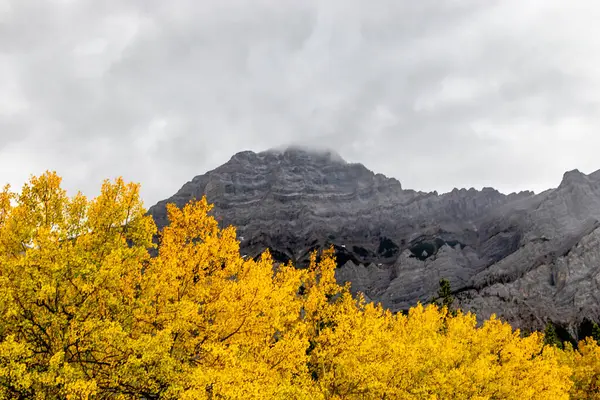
left=148, top=147, right=600, bottom=336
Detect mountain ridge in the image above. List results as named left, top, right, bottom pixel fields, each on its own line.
left=148, top=147, right=600, bottom=337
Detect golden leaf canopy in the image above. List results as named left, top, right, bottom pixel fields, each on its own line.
left=0, top=172, right=596, bottom=399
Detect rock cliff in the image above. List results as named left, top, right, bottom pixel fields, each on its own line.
left=148, top=147, right=600, bottom=337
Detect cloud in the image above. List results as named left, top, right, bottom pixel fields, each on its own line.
left=1, top=0, right=600, bottom=204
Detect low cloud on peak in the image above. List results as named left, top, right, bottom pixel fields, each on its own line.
left=1, top=0, right=600, bottom=205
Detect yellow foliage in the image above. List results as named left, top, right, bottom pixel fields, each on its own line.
left=559, top=338, right=600, bottom=399
left=0, top=172, right=596, bottom=399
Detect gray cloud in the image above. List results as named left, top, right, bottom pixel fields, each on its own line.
left=1, top=0, right=600, bottom=205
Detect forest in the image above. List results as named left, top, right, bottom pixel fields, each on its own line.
left=0, top=172, right=598, bottom=399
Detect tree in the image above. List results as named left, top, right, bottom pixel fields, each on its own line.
left=560, top=339, right=600, bottom=399
left=0, top=172, right=315, bottom=398
left=0, top=172, right=589, bottom=399
left=592, top=322, right=600, bottom=344
left=436, top=278, right=455, bottom=314
left=0, top=173, right=156, bottom=398
left=544, top=322, right=564, bottom=349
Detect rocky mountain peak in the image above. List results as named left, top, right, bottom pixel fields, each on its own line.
left=259, top=146, right=348, bottom=165
left=589, top=169, right=600, bottom=181
left=559, top=169, right=589, bottom=188
left=149, top=149, right=600, bottom=336
left=226, top=147, right=348, bottom=170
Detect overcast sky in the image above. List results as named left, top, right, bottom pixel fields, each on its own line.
left=1, top=0, right=600, bottom=206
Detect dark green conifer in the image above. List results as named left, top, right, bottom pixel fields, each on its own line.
left=437, top=278, right=454, bottom=310
left=591, top=322, right=600, bottom=344
left=544, top=322, right=563, bottom=349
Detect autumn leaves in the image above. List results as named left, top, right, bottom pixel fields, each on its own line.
left=0, top=172, right=598, bottom=399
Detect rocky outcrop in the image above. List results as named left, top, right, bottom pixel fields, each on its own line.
left=148, top=147, right=600, bottom=335
left=454, top=169, right=600, bottom=337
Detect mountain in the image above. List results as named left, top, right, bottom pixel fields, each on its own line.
left=148, top=147, right=600, bottom=339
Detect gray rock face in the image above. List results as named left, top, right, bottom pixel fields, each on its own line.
left=148, top=147, right=600, bottom=334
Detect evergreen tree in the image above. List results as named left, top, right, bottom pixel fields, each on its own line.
left=544, top=322, right=564, bottom=349
left=437, top=278, right=454, bottom=310
left=591, top=322, right=600, bottom=344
